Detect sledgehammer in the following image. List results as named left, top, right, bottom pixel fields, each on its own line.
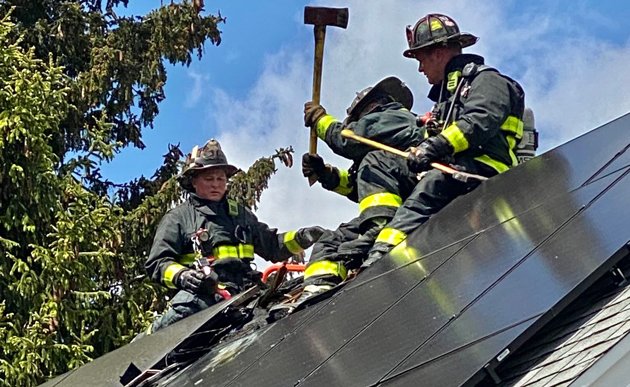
left=340, top=129, right=488, bottom=183
left=304, top=6, right=348, bottom=185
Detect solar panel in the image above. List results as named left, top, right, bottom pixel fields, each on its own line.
left=166, top=114, right=629, bottom=387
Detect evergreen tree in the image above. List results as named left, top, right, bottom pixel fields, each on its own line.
left=0, top=2, right=292, bottom=385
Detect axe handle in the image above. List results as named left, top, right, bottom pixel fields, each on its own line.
left=310, top=25, right=326, bottom=154
left=340, top=129, right=409, bottom=157
left=339, top=129, right=488, bottom=182
left=308, top=25, right=326, bottom=186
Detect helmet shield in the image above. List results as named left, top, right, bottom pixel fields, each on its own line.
left=177, top=139, right=239, bottom=192
left=403, top=14, right=478, bottom=58
left=345, top=76, right=414, bottom=124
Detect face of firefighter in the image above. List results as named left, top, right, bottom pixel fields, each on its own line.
left=192, top=168, right=228, bottom=201
left=412, top=47, right=447, bottom=85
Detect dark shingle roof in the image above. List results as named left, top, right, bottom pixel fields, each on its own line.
left=497, top=259, right=630, bottom=386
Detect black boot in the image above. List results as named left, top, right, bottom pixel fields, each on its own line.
left=360, top=242, right=390, bottom=270
left=267, top=283, right=334, bottom=322
left=336, top=218, right=388, bottom=261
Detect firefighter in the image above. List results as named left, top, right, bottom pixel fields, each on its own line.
left=145, top=139, right=325, bottom=332
left=362, top=13, right=526, bottom=267
left=291, top=77, right=425, bottom=304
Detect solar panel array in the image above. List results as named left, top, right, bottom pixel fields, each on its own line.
left=169, top=115, right=630, bottom=386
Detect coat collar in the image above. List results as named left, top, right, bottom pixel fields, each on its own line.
left=427, top=53, right=485, bottom=102
left=189, top=194, right=224, bottom=216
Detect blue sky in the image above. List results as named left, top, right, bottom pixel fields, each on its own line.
left=106, top=1, right=630, bottom=247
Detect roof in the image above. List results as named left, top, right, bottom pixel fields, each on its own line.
left=497, top=257, right=630, bottom=386
left=41, top=113, right=630, bottom=387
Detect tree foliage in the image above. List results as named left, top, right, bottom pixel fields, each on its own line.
left=0, top=2, right=292, bottom=385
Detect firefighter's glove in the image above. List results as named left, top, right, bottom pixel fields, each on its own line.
left=417, top=112, right=440, bottom=136
left=296, top=226, right=326, bottom=249
left=198, top=271, right=219, bottom=295
left=304, top=101, right=327, bottom=128
left=175, top=269, right=215, bottom=294
left=407, top=135, right=453, bottom=173
left=301, top=153, right=326, bottom=178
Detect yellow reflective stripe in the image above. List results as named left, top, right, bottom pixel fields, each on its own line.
left=501, top=116, right=524, bottom=140
left=506, top=135, right=518, bottom=166
left=333, top=169, right=353, bottom=196
left=283, top=230, right=303, bottom=254
left=316, top=114, right=338, bottom=140
left=359, top=193, right=402, bottom=214
left=304, top=260, right=347, bottom=280
left=180, top=252, right=199, bottom=265
left=441, top=123, right=469, bottom=153
left=375, top=227, right=407, bottom=246
left=213, top=244, right=255, bottom=259
left=474, top=154, right=510, bottom=173
left=447, top=70, right=461, bottom=92
left=164, top=262, right=186, bottom=289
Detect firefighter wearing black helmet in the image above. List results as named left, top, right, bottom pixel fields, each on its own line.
left=362, top=14, right=526, bottom=266
left=145, top=139, right=325, bottom=332
left=281, top=77, right=426, bottom=307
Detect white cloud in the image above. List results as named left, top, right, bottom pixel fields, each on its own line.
left=184, top=70, right=210, bottom=108
left=206, top=1, right=630, bottom=266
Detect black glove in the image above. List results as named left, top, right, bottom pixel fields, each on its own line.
left=304, top=101, right=327, bottom=128
left=211, top=258, right=249, bottom=285
left=302, top=153, right=326, bottom=178
left=407, top=135, right=453, bottom=173
left=174, top=269, right=206, bottom=293
left=175, top=269, right=218, bottom=294
left=417, top=111, right=441, bottom=136
left=296, top=226, right=326, bottom=249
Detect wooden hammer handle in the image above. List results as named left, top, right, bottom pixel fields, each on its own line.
left=310, top=26, right=326, bottom=155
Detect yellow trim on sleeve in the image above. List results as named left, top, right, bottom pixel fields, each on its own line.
left=164, top=262, right=186, bottom=289
left=283, top=230, right=303, bottom=254
left=441, top=123, right=469, bottom=153
left=316, top=114, right=338, bottom=140
left=333, top=169, right=353, bottom=196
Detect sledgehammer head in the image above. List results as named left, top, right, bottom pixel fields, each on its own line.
left=304, top=6, right=349, bottom=29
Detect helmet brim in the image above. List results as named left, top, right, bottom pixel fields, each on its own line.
left=184, top=163, right=239, bottom=178
left=178, top=163, right=240, bottom=192
left=403, top=33, right=478, bottom=58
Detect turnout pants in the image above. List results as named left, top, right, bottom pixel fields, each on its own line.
left=150, top=290, right=222, bottom=333
left=369, top=152, right=496, bottom=255
left=303, top=150, right=418, bottom=287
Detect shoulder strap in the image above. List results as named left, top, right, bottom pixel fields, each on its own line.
left=462, top=63, right=496, bottom=79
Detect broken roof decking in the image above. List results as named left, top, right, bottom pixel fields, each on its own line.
left=164, top=115, right=630, bottom=386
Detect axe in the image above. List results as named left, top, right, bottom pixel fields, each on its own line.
left=304, top=6, right=348, bottom=185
